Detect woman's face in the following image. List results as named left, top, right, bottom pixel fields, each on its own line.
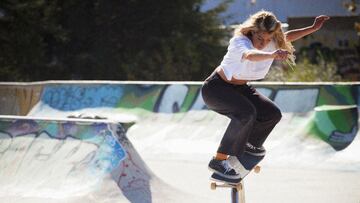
left=251, top=31, right=274, bottom=50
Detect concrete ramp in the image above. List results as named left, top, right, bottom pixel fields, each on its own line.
left=0, top=116, right=186, bottom=203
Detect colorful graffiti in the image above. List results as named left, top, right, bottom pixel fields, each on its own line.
left=1, top=82, right=360, bottom=151
left=36, top=83, right=359, bottom=114
left=41, top=84, right=125, bottom=111
left=36, top=82, right=360, bottom=151
left=306, top=105, right=358, bottom=150
left=0, top=116, right=158, bottom=202
left=0, top=118, right=125, bottom=176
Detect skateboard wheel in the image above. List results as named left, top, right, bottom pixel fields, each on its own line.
left=236, top=183, right=243, bottom=191
left=254, top=165, right=261, bottom=173
left=210, top=182, right=217, bottom=190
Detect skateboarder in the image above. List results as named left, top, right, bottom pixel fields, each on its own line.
left=201, top=10, right=329, bottom=180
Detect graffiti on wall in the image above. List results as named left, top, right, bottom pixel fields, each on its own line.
left=39, top=83, right=358, bottom=113
left=0, top=118, right=126, bottom=192
left=36, top=83, right=360, bottom=151
left=41, top=85, right=125, bottom=111
left=0, top=117, right=158, bottom=202
left=306, top=105, right=358, bottom=151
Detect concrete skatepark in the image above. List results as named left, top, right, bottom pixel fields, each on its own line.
left=0, top=81, right=359, bottom=202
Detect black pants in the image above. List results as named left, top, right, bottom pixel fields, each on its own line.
left=201, top=72, right=282, bottom=157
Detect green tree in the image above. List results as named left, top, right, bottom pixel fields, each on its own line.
left=266, top=59, right=343, bottom=82
left=0, top=0, right=231, bottom=81
left=0, top=0, right=67, bottom=81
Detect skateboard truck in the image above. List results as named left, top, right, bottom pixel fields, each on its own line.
left=210, top=181, right=243, bottom=191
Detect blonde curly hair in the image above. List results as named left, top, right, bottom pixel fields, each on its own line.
left=234, top=10, right=296, bottom=64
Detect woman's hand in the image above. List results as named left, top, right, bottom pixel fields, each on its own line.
left=312, top=15, right=330, bottom=31
left=272, top=49, right=289, bottom=60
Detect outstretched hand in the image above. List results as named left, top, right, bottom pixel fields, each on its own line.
left=312, top=15, right=330, bottom=31
left=272, top=49, right=289, bottom=61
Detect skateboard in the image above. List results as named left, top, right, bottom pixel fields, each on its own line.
left=210, top=152, right=264, bottom=203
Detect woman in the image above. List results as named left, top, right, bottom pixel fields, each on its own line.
left=202, top=10, right=329, bottom=180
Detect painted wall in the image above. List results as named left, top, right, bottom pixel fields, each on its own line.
left=0, top=85, right=42, bottom=115
left=0, top=116, right=160, bottom=202
left=0, top=81, right=359, bottom=151
left=29, top=83, right=359, bottom=113
left=2, top=82, right=360, bottom=113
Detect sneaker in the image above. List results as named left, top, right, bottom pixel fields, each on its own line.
left=211, top=172, right=241, bottom=184
left=245, top=143, right=266, bottom=156
left=227, top=156, right=246, bottom=175
left=208, top=157, right=241, bottom=179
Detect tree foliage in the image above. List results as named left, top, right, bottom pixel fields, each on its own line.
left=266, top=60, right=343, bottom=82
left=0, top=0, right=230, bottom=81
left=266, top=40, right=349, bottom=82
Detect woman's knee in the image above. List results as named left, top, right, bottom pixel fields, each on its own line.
left=261, top=105, right=282, bottom=123
left=272, top=106, right=282, bottom=123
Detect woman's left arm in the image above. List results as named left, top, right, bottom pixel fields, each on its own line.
left=285, top=15, right=330, bottom=42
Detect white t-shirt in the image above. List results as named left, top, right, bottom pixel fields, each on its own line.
left=220, top=35, right=276, bottom=81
